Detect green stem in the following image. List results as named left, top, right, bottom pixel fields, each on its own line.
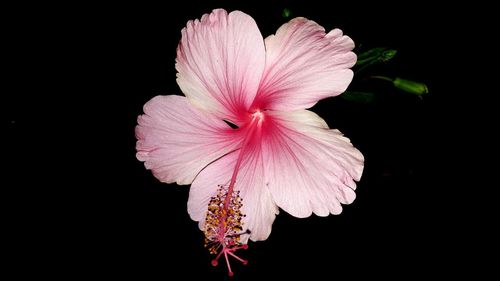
left=369, top=75, right=394, bottom=82
left=355, top=58, right=373, bottom=65
left=355, top=61, right=375, bottom=74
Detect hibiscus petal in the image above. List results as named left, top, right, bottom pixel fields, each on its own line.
left=176, top=9, right=266, bottom=124
left=188, top=149, right=278, bottom=242
left=136, top=95, right=240, bottom=185
left=255, top=18, right=356, bottom=111
left=262, top=110, right=364, bottom=218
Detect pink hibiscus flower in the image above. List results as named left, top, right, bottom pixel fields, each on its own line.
left=136, top=9, right=364, bottom=276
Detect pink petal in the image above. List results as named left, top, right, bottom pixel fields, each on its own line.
left=254, top=18, right=356, bottom=111
left=136, top=95, right=240, bottom=185
left=176, top=9, right=266, bottom=124
left=188, top=150, right=278, bottom=242
left=262, top=110, right=364, bottom=218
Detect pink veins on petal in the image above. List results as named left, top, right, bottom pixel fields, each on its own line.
left=136, top=9, right=364, bottom=276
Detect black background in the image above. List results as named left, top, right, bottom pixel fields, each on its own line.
left=7, top=1, right=479, bottom=279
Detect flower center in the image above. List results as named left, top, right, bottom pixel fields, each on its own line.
left=250, top=109, right=265, bottom=124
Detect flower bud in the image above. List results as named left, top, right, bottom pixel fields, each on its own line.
left=393, top=77, right=428, bottom=95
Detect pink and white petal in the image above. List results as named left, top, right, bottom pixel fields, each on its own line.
left=188, top=149, right=278, bottom=242
left=176, top=9, right=266, bottom=124
left=262, top=110, right=364, bottom=218
left=254, top=18, right=356, bottom=111
left=136, top=95, right=241, bottom=185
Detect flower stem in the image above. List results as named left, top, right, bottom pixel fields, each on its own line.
left=369, top=75, right=394, bottom=82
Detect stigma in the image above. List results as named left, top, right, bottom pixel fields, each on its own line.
left=204, top=184, right=249, bottom=277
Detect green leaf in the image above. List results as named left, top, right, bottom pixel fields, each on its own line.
left=356, top=48, right=398, bottom=67
left=282, top=8, right=292, bottom=18
left=357, top=47, right=387, bottom=62
left=380, top=49, right=397, bottom=62
left=341, top=91, right=376, bottom=103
